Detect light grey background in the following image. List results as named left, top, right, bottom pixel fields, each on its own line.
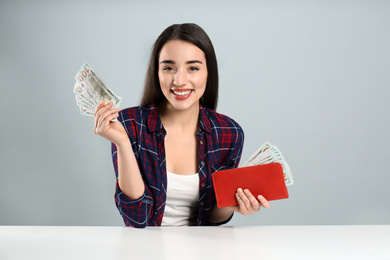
left=1, top=0, right=389, bottom=226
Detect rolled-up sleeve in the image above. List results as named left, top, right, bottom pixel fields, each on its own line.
left=111, top=143, right=154, bottom=228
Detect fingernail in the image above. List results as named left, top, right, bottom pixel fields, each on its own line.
left=244, top=189, right=249, bottom=194
left=258, top=195, right=264, bottom=200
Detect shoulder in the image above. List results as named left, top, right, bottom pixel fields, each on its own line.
left=203, top=107, right=243, bottom=133
left=202, top=107, right=244, bottom=143
left=119, top=104, right=157, bottom=122
left=202, top=108, right=245, bottom=163
left=117, top=105, right=155, bottom=131
left=119, top=105, right=155, bottom=118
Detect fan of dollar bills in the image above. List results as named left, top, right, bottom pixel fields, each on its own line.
left=241, top=141, right=294, bottom=186
left=73, top=63, right=122, bottom=117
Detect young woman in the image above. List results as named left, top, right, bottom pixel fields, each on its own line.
left=94, top=23, right=270, bottom=228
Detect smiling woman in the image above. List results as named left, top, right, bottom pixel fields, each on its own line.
left=93, top=23, right=270, bottom=228
left=158, top=40, right=208, bottom=112
left=141, top=23, right=220, bottom=111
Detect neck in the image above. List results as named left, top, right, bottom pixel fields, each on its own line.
left=158, top=102, right=200, bottom=132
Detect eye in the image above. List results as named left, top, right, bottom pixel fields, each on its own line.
left=163, top=66, right=174, bottom=71
left=189, top=67, right=199, bottom=71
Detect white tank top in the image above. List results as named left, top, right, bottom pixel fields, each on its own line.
left=161, top=171, right=199, bottom=226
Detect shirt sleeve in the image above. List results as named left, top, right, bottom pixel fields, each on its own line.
left=112, top=142, right=154, bottom=228
left=204, top=212, right=234, bottom=226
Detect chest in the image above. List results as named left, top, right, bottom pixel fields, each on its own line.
left=164, top=131, right=199, bottom=175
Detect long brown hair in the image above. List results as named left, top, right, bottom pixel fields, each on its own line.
left=140, top=23, right=219, bottom=111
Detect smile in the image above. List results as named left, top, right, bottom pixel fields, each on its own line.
left=172, top=89, right=193, bottom=96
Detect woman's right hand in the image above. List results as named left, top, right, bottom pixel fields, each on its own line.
left=94, top=100, right=128, bottom=146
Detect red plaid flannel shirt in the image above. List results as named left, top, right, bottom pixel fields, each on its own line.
left=112, top=104, right=244, bottom=228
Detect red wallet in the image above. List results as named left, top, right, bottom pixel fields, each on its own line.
left=212, top=163, right=289, bottom=208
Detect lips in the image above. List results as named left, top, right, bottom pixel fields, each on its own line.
left=171, top=89, right=193, bottom=100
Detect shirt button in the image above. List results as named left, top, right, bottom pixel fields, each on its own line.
left=201, top=161, right=205, bottom=166
left=201, top=183, right=205, bottom=188
left=200, top=202, right=204, bottom=206
left=200, top=140, right=203, bottom=145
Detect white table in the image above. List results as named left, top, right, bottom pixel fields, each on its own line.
left=1, top=225, right=389, bottom=260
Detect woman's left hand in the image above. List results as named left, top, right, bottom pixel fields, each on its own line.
left=232, top=188, right=270, bottom=215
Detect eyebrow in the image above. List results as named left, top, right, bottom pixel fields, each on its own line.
left=160, top=60, right=203, bottom=65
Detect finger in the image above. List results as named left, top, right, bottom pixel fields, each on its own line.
left=100, top=107, right=119, bottom=123
left=96, top=107, right=119, bottom=133
left=235, top=191, right=249, bottom=215
left=94, top=102, right=115, bottom=130
left=108, top=112, right=120, bottom=121
left=95, top=101, right=114, bottom=118
left=101, top=110, right=120, bottom=127
left=258, top=195, right=270, bottom=209
left=237, top=188, right=253, bottom=214
left=97, top=115, right=119, bottom=136
left=94, top=100, right=105, bottom=116
left=94, top=100, right=107, bottom=134
left=244, top=189, right=261, bottom=211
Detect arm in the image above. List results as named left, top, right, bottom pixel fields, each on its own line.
left=95, top=101, right=152, bottom=227
left=94, top=101, right=145, bottom=199
left=115, top=140, right=145, bottom=200
left=112, top=142, right=154, bottom=228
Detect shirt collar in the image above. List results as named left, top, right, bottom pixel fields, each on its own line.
left=199, top=105, right=212, bottom=134
left=146, top=104, right=164, bottom=133
left=146, top=104, right=212, bottom=134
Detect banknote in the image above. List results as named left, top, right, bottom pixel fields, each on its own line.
left=73, top=82, right=100, bottom=108
left=73, top=63, right=122, bottom=118
left=241, top=141, right=294, bottom=186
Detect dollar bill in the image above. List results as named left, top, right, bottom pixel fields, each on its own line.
left=78, top=103, right=94, bottom=116
left=73, top=63, right=122, bottom=119
left=241, top=141, right=294, bottom=186
left=73, top=82, right=100, bottom=108
left=75, top=63, right=122, bottom=108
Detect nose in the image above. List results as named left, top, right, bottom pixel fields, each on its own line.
left=173, top=69, right=187, bottom=87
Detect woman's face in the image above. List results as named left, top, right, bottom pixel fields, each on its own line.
left=158, top=40, right=208, bottom=112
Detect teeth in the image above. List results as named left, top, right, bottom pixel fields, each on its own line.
left=173, top=90, right=192, bottom=96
